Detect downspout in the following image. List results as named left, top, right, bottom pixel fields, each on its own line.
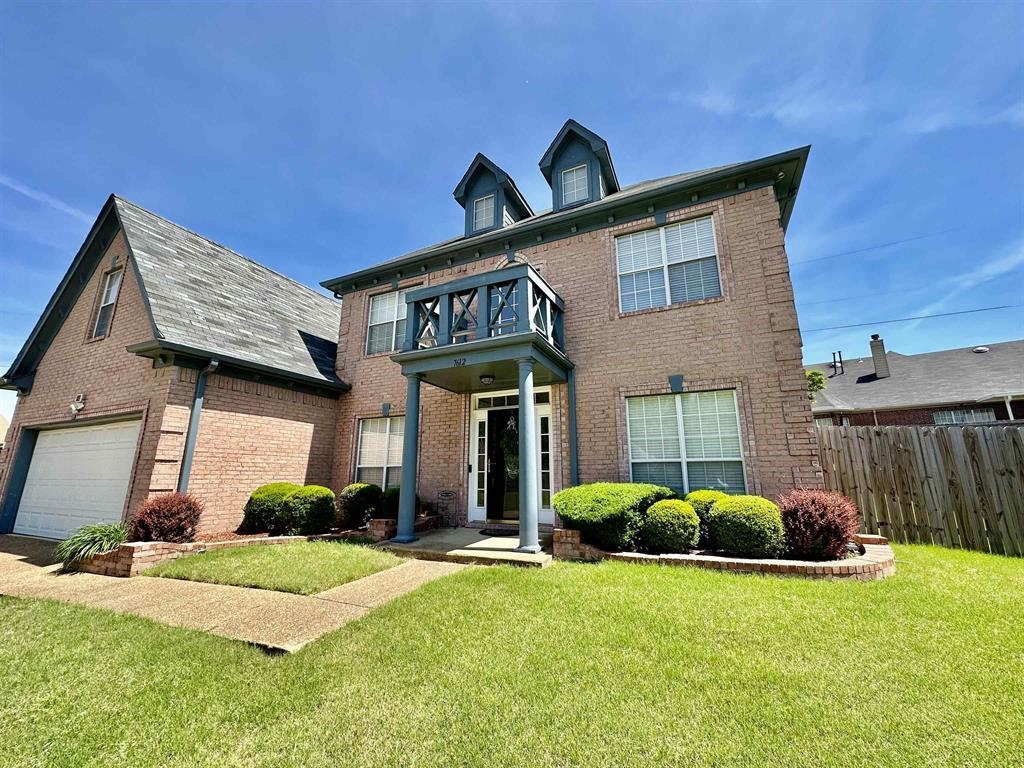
left=567, top=368, right=579, bottom=486
left=177, top=359, right=219, bottom=493
left=1006, top=395, right=1016, bottom=422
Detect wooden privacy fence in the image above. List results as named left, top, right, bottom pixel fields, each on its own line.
left=816, top=425, right=1024, bottom=557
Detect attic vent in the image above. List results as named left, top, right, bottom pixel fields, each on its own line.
left=973, top=346, right=990, bottom=353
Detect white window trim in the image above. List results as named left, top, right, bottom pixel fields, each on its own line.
left=615, top=216, right=723, bottom=313
left=473, top=193, right=495, bottom=231
left=365, top=289, right=406, bottom=355
left=625, top=389, right=746, bottom=494
left=355, top=416, right=404, bottom=489
left=91, top=268, right=123, bottom=338
left=561, top=164, right=589, bottom=205
left=933, top=408, right=996, bottom=425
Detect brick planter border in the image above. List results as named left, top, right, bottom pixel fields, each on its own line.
left=552, top=529, right=896, bottom=580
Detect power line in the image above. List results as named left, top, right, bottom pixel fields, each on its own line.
left=802, top=305, right=1019, bottom=333
left=790, top=227, right=961, bottom=266
left=797, top=285, right=934, bottom=307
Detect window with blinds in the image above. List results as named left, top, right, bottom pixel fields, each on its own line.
left=615, top=216, right=722, bottom=312
left=626, top=390, right=745, bottom=494
left=933, top=408, right=996, bottom=425
left=366, top=289, right=407, bottom=355
left=355, top=416, right=404, bottom=489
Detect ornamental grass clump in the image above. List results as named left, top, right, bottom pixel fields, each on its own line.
left=240, top=482, right=302, bottom=533
left=706, top=495, right=786, bottom=559
left=54, top=522, right=129, bottom=567
left=778, top=488, right=860, bottom=561
left=553, top=482, right=674, bottom=551
left=130, top=492, right=203, bottom=543
left=636, top=499, right=700, bottom=554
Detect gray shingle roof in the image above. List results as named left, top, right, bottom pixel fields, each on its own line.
left=805, top=340, right=1024, bottom=413
left=115, top=197, right=342, bottom=386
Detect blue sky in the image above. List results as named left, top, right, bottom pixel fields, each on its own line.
left=1, top=1, right=1022, bottom=422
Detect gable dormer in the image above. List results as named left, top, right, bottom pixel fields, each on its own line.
left=539, top=119, right=620, bottom=212
left=453, top=153, right=534, bottom=238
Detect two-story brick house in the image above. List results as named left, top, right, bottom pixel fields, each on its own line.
left=1, top=120, right=821, bottom=547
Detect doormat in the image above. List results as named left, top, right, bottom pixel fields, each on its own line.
left=479, top=527, right=519, bottom=537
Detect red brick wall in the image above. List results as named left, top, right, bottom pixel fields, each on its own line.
left=0, top=231, right=172, bottom=520
left=167, top=369, right=338, bottom=533
left=330, top=185, right=821, bottom=518
left=841, top=400, right=1020, bottom=426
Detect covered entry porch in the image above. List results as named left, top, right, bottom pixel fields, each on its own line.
left=390, top=264, right=572, bottom=553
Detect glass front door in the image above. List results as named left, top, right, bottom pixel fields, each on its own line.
left=469, top=390, right=554, bottom=524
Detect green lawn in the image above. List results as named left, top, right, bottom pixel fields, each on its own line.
left=2, top=545, right=1021, bottom=767
left=144, top=540, right=402, bottom=594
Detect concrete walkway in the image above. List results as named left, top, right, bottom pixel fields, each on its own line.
left=0, top=535, right=465, bottom=652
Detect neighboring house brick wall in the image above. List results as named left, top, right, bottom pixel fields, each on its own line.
left=167, top=368, right=338, bottom=533
left=330, top=185, right=821, bottom=519
left=0, top=231, right=171, bottom=521
left=835, top=400, right=1021, bottom=426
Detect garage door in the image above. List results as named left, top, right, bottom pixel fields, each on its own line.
left=13, top=420, right=142, bottom=540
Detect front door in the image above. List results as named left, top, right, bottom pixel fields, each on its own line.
left=485, top=408, right=520, bottom=520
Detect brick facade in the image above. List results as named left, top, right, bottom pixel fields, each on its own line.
left=330, top=186, right=822, bottom=524
left=820, top=399, right=1022, bottom=427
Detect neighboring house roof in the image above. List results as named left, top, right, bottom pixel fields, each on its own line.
left=2, top=195, right=345, bottom=393
left=323, top=144, right=809, bottom=293
left=805, top=340, right=1024, bottom=413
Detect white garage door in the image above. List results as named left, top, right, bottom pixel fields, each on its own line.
left=13, top=420, right=142, bottom=540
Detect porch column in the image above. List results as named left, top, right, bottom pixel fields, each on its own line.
left=517, top=357, right=542, bottom=553
left=394, top=373, right=422, bottom=543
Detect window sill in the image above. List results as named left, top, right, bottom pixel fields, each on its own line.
left=363, top=349, right=401, bottom=360
left=84, top=334, right=109, bottom=345
left=617, top=295, right=725, bottom=320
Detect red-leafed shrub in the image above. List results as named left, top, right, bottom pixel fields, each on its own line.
left=129, top=492, right=204, bottom=543
left=778, top=489, right=859, bottom=561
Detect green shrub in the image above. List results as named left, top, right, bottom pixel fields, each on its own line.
left=637, top=499, right=700, bottom=554
left=685, top=489, right=730, bottom=545
left=338, top=483, right=382, bottom=529
left=380, top=487, right=419, bottom=520
left=240, top=482, right=301, bottom=533
left=277, top=485, right=337, bottom=536
left=553, top=482, right=674, bottom=551
left=707, top=495, right=786, bottom=558
left=54, top=522, right=129, bottom=567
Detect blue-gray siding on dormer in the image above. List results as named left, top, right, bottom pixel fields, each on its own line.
left=463, top=169, right=502, bottom=236
left=452, top=153, right=534, bottom=238
left=549, top=135, right=604, bottom=212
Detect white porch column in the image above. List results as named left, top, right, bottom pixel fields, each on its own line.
left=394, top=373, right=422, bottom=543
left=517, top=358, right=541, bottom=553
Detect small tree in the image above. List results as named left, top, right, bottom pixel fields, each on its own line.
left=806, top=370, right=826, bottom=402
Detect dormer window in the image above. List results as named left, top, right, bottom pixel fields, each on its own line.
left=561, top=164, right=589, bottom=205
left=473, top=194, right=495, bottom=231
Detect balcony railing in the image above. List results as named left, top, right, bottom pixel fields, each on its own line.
left=402, top=264, right=565, bottom=353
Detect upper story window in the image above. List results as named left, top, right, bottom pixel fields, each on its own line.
left=91, top=268, right=123, bottom=339
left=615, top=215, right=721, bottom=313
left=561, top=164, right=589, bottom=205
left=366, top=289, right=407, bottom=355
left=933, top=408, right=995, bottom=425
left=473, top=194, right=495, bottom=231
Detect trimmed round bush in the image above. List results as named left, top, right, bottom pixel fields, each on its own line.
left=240, top=482, right=301, bottom=533
left=338, top=483, right=382, bottom=529
left=277, top=485, right=337, bottom=536
left=553, top=482, right=675, bottom=551
left=685, top=489, right=730, bottom=545
left=707, top=495, right=785, bottom=558
left=778, top=488, right=860, bottom=561
left=637, top=499, right=700, bottom=554
left=130, top=492, right=203, bottom=543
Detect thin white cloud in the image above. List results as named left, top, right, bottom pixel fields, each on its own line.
left=0, top=174, right=92, bottom=223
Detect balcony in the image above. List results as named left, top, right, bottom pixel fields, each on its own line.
left=391, top=264, right=572, bottom=394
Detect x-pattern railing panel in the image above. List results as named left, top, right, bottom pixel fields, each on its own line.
left=451, top=288, right=478, bottom=343
left=414, top=297, right=440, bottom=348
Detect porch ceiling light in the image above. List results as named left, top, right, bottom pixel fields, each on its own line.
left=479, top=374, right=495, bottom=386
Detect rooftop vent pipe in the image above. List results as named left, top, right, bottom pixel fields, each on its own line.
left=870, top=334, right=890, bottom=379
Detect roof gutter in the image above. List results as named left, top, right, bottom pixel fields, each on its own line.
left=125, top=339, right=350, bottom=393
left=322, top=145, right=810, bottom=293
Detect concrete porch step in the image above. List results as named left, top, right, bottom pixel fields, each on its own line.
left=381, top=527, right=552, bottom=568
